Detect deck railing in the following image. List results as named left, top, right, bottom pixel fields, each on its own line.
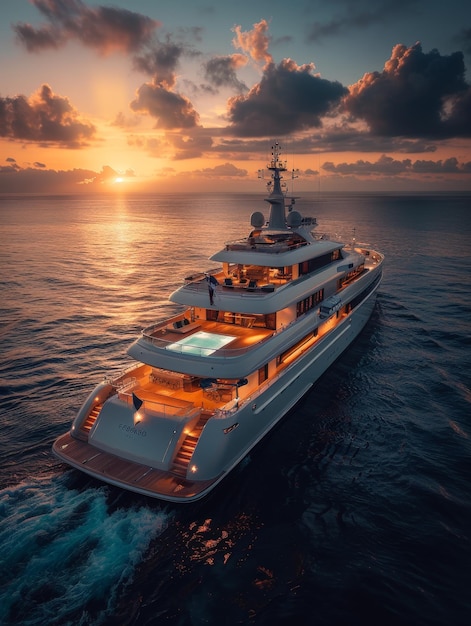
left=119, top=390, right=199, bottom=418
left=139, top=325, right=274, bottom=358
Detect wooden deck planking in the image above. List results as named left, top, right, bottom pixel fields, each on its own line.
left=53, top=433, right=217, bottom=500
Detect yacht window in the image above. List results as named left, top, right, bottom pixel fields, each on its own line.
left=258, top=364, right=268, bottom=385
left=298, top=249, right=342, bottom=276
left=296, top=288, right=324, bottom=317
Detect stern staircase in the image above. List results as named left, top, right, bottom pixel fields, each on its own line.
left=171, top=412, right=211, bottom=477
left=80, top=404, right=103, bottom=436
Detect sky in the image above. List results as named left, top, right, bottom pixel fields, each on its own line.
left=1, top=0, right=471, bottom=194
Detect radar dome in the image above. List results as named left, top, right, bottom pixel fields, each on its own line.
left=287, top=210, right=302, bottom=227
left=250, top=211, right=265, bottom=228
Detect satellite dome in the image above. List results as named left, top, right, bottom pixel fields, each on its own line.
left=250, top=211, right=265, bottom=228
left=286, top=210, right=302, bottom=227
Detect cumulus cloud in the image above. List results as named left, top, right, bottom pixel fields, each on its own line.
left=14, top=1, right=205, bottom=133
left=0, top=84, right=96, bottom=147
left=193, top=162, right=248, bottom=178
left=232, top=19, right=273, bottom=67
left=133, top=39, right=188, bottom=88
left=130, top=83, right=200, bottom=129
left=130, top=34, right=204, bottom=131
left=14, top=0, right=159, bottom=55
left=203, top=55, right=248, bottom=92
left=227, top=58, right=347, bottom=136
left=344, top=42, right=471, bottom=138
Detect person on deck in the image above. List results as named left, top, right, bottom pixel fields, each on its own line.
left=205, top=273, right=218, bottom=305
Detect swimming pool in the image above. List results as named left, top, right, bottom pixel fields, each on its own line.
left=166, top=331, right=236, bottom=356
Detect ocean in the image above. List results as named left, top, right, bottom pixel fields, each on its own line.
left=0, top=191, right=470, bottom=626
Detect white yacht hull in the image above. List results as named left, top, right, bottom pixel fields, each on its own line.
left=52, top=143, right=384, bottom=503
left=186, top=285, right=378, bottom=493
left=53, top=280, right=379, bottom=502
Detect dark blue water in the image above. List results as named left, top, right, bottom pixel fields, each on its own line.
left=1, top=192, right=470, bottom=625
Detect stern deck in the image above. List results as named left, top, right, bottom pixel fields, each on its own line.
left=53, top=433, right=220, bottom=502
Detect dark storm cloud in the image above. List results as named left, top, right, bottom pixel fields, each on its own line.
left=203, top=55, right=248, bottom=93
left=227, top=59, right=347, bottom=137
left=130, top=83, right=200, bottom=129
left=344, top=42, right=471, bottom=138
left=306, top=0, right=419, bottom=42
left=0, top=84, right=96, bottom=147
left=14, top=0, right=159, bottom=54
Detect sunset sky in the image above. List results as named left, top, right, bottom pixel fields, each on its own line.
left=1, top=0, right=471, bottom=194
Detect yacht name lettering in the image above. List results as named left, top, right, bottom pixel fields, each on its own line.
left=119, top=424, right=147, bottom=437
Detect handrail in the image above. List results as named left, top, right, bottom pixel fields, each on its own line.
left=140, top=328, right=274, bottom=358
left=162, top=429, right=177, bottom=463
left=117, top=377, right=137, bottom=391
left=223, top=239, right=308, bottom=253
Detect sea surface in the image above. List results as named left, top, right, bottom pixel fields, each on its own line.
left=0, top=191, right=470, bottom=626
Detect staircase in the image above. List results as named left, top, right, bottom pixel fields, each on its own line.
left=171, top=412, right=211, bottom=478
left=80, top=403, right=103, bottom=436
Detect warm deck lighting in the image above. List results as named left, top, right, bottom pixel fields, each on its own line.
left=190, top=465, right=198, bottom=473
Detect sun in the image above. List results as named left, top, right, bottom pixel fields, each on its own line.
left=114, top=176, right=124, bottom=183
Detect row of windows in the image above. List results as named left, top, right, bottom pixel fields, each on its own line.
left=276, top=328, right=319, bottom=366
left=349, top=273, right=382, bottom=310
left=296, top=288, right=324, bottom=317
left=279, top=272, right=381, bottom=369
left=259, top=272, right=381, bottom=388
left=298, top=248, right=341, bottom=276
left=339, top=264, right=365, bottom=288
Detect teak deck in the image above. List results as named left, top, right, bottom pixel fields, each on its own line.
left=53, top=433, right=219, bottom=502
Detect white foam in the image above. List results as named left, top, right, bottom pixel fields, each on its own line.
left=0, top=474, right=171, bottom=625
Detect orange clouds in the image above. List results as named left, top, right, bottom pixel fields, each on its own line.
left=232, top=19, right=273, bottom=67
left=0, top=84, right=96, bottom=147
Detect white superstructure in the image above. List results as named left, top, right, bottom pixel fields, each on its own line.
left=53, top=143, right=384, bottom=502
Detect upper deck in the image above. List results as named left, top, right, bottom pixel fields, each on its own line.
left=127, top=247, right=382, bottom=378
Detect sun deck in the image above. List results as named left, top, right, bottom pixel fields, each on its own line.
left=141, top=318, right=274, bottom=355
